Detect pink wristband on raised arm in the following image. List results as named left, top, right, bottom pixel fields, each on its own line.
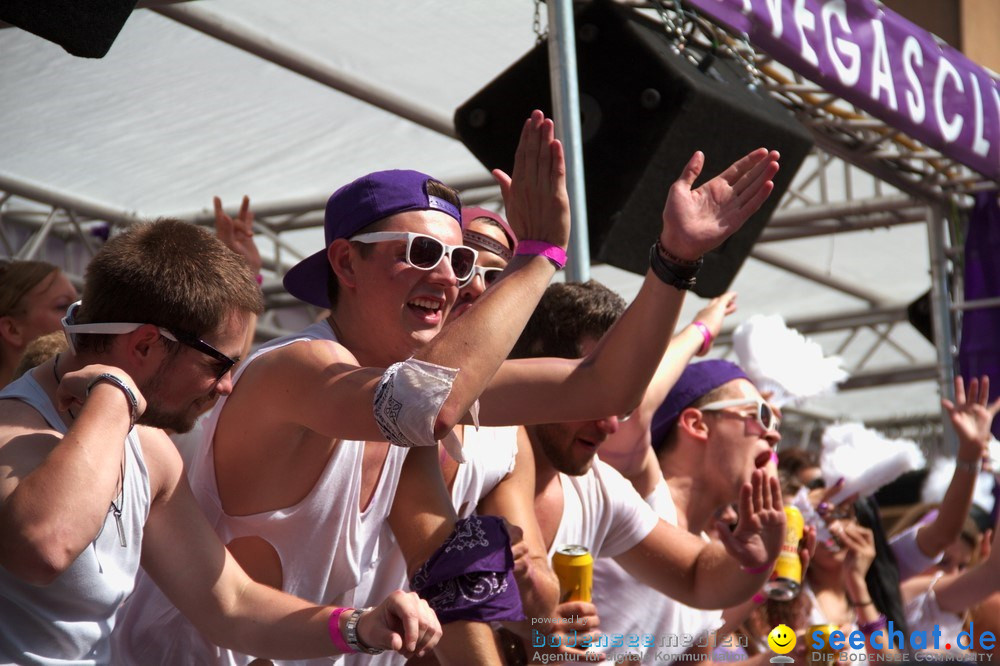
left=515, top=241, right=567, bottom=269
left=692, top=321, right=713, bottom=356
left=742, top=562, right=773, bottom=575
left=328, top=607, right=356, bottom=654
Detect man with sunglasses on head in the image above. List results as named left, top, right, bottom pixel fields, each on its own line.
left=0, top=219, right=441, bottom=665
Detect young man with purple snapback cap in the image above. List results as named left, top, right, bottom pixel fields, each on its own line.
left=504, top=284, right=787, bottom=663
left=119, top=109, right=784, bottom=664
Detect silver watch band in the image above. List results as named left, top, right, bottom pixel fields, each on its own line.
left=345, top=607, right=384, bottom=655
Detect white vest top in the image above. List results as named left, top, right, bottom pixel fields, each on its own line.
left=0, top=372, right=149, bottom=666
left=346, top=425, right=519, bottom=666
left=115, top=321, right=408, bottom=666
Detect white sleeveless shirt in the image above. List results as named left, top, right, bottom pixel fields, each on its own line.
left=115, top=321, right=408, bottom=666
left=0, top=372, right=149, bottom=665
left=346, top=425, right=518, bottom=666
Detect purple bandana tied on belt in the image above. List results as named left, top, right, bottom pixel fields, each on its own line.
left=410, top=515, right=524, bottom=624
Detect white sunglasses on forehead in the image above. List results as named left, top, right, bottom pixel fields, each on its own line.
left=349, top=231, right=478, bottom=283
left=698, top=396, right=780, bottom=432
left=459, top=265, right=504, bottom=289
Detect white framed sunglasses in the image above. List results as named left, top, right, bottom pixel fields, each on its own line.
left=699, top=396, right=780, bottom=432
left=350, top=231, right=478, bottom=283
left=458, top=265, right=504, bottom=289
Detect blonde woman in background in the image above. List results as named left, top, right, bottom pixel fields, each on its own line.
left=0, top=260, right=78, bottom=386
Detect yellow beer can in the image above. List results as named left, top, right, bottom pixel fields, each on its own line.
left=764, top=506, right=804, bottom=601
left=552, top=544, right=593, bottom=603
left=808, top=623, right=845, bottom=663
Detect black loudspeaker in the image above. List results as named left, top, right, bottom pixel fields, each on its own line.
left=0, top=0, right=138, bottom=58
left=455, top=0, right=813, bottom=297
left=906, top=290, right=935, bottom=343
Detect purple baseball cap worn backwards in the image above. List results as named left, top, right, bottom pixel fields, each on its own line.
left=283, top=169, right=462, bottom=308
left=650, top=359, right=749, bottom=451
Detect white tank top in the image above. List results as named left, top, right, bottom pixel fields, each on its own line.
left=115, top=321, right=408, bottom=666
left=0, top=372, right=149, bottom=666
left=346, top=425, right=518, bottom=666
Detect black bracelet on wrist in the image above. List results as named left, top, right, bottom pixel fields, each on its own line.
left=656, top=239, right=702, bottom=268
left=848, top=596, right=874, bottom=607
left=649, top=243, right=701, bottom=290
left=86, top=373, right=138, bottom=431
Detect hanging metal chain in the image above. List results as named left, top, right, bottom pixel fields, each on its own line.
left=533, top=0, right=548, bottom=44
left=651, top=0, right=687, bottom=50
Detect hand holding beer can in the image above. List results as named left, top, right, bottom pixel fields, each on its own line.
left=552, top=545, right=593, bottom=603
left=764, top=506, right=804, bottom=601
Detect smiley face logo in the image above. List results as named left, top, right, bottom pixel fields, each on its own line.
left=767, top=624, right=796, bottom=655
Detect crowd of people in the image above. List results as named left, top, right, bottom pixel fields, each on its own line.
left=0, top=110, right=997, bottom=666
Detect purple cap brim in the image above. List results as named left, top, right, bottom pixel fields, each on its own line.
left=283, top=169, right=461, bottom=309
left=650, top=359, right=749, bottom=451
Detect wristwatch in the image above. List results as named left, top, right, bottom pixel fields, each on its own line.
left=345, top=607, right=384, bottom=655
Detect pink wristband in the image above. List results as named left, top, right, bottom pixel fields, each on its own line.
left=742, top=562, right=773, bottom=575
left=515, top=240, right=567, bottom=269
left=328, top=607, right=356, bottom=653
left=692, top=321, right=713, bottom=356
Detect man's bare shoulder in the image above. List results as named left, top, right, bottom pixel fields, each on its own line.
left=0, top=397, right=59, bottom=447
left=0, top=399, right=63, bottom=502
left=244, top=337, right=363, bottom=381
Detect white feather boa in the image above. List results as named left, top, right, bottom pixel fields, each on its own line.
left=821, top=422, right=927, bottom=504
left=733, top=314, right=848, bottom=408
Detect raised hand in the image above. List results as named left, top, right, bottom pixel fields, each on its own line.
left=837, top=523, right=876, bottom=580
left=691, top=291, right=737, bottom=355
left=717, top=469, right=785, bottom=569
left=356, top=590, right=442, bottom=658
left=492, top=110, right=571, bottom=250
left=942, top=375, right=1000, bottom=464
left=214, top=195, right=263, bottom=275
left=661, top=148, right=780, bottom=261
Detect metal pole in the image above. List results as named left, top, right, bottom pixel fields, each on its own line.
left=927, top=204, right=957, bottom=454
left=547, top=0, right=590, bottom=282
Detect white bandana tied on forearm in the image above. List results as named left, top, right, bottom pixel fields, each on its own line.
left=374, top=357, right=478, bottom=463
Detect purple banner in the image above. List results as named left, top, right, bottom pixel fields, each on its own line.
left=685, top=0, right=1000, bottom=181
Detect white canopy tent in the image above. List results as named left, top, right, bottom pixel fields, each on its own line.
left=2, top=0, right=996, bottom=451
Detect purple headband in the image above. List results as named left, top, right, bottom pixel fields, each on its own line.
left=283, top=169, right=462, bottom=308
left=650, top=359, right=749, bottom=452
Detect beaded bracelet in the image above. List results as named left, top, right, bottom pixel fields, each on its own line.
left=649, top=241, right=702, bottom=290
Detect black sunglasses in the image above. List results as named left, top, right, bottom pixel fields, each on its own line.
left=166, top=329, right=238, bottom=383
